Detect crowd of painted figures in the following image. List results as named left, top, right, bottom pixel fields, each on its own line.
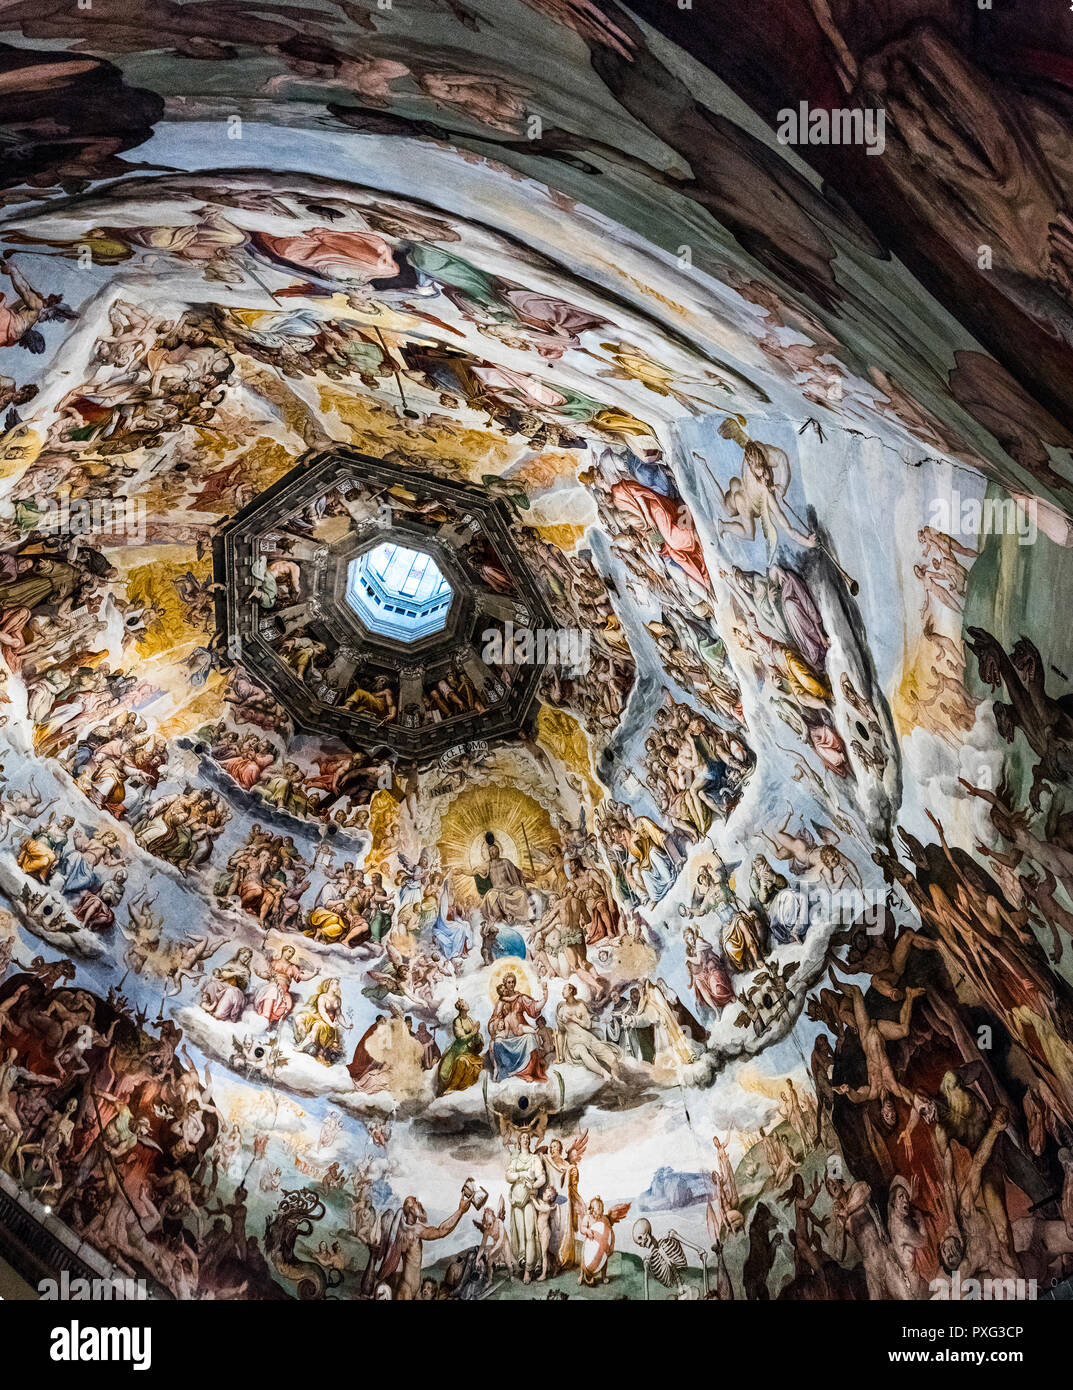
left=0, top=69, right=1068, bottom=1298
left=4, top=614, right=1072, bottom=1299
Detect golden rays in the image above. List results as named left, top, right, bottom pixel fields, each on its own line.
left=533, top=522, right=588, bottom=550
left=536, top=705, right=602, bottom=805
left=317, top=384, right=516, bottom=482
left=487, top=958, right=533, bottom=1001
left=437, top=781, right=558, bottom=910
left=369, top=788, right=402, bottom=872
left=124, top=552, right=211, bottom=661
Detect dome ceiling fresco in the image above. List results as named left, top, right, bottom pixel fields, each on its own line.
left=0, top=0, right=1071, bottom=1309
left=217, top=447, right=553, bottom=755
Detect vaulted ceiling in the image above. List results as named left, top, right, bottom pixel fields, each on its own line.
left=0, top=1, right=1072, bottom=1305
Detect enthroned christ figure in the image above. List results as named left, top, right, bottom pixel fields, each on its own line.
left=474, top=832, right=529, bottom=924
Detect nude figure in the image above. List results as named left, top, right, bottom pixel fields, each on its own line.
left=0, top=1045, right=56, bottom=1168
left=474, top=1198, right=516, bottom=1282
left=709, top=422, right=817, bottom=552
left=763, top=808, right=863, bottom=891
left=913, top=562, right=963, bottom=618
left=938, top=1106, right=1019, bottom=1282
left=828, top=966, right=926, bottom=1127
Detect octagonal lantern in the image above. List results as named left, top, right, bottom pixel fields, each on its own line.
left=214, top=447, right=552, bottom=760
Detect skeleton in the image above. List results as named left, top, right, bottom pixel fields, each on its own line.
left=632, top=1217, right=711, bottom=1299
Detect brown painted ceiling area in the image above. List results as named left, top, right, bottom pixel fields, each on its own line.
left=0, top=1, right=1069, bottom=1304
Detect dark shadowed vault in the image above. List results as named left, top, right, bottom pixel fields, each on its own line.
left=0, top=0, right=1070, bottom=1310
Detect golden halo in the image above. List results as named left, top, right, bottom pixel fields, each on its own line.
left=437, top=783, right=558, bottom=912
left=467, top=830, right=520, bottom=875
left=487, top=957, right=530, bottom=1002
left=691, top=850, right=731, bottom=888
